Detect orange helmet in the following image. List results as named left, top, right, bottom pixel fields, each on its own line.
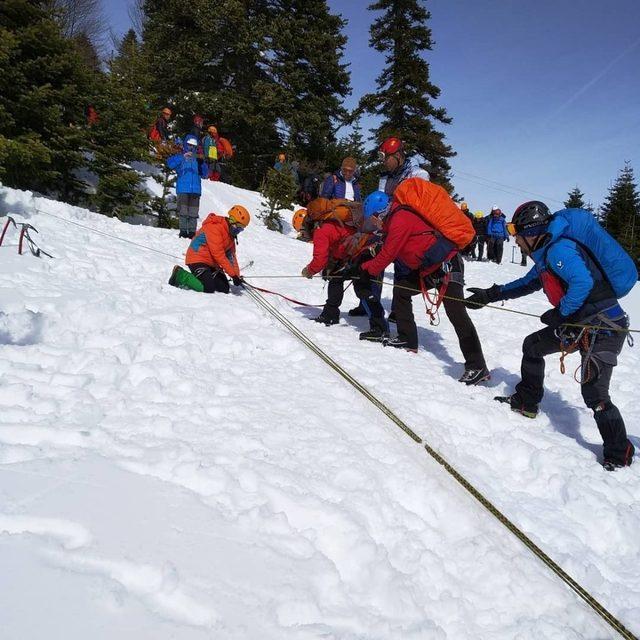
left=292, top=208, right=307, bottom=232
left=228, top=205, right=250, bottom=227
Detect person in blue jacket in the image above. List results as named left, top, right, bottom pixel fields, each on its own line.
left=465, top=201, right=634, bottom=471
left=485, top=206, right=509, bottom=264
left=167, top=134, right=209, bottom=238
left=320, top=157, right=361, bottom=202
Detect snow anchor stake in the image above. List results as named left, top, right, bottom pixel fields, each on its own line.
left=0, top=216, right=54, bottom=258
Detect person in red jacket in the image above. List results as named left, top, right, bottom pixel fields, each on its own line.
left=361, top=199, right=489, bottom=385
left=301, top=219, right=387, bottom=339
left=169, top=205, right=250, bottom=293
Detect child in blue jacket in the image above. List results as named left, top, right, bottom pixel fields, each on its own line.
left=167, top=134, right=209, bottom=238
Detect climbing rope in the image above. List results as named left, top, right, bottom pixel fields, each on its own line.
left=28, top=208, right=640, bottom=335
left=27, top=205, right=639, bottom=638
left=242, top=281, right=637, bottom=640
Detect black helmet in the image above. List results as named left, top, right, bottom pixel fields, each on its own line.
left=511, top=201, right=551, bottom=235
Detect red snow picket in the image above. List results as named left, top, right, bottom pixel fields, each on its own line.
left=0, top=216, right=54, bottom=258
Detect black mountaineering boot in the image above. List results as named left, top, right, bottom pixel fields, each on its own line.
left=314, top=313, right=339, bottom=326
left=348, top=304, right=367, bottom=317
left=458, top=367, right=491, bottom=386
left=494, top=394, right=538, bottom=419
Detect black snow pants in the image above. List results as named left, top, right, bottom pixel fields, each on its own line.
left=487, top=237, right=505, bottom=264
left=322, top=272, right=386, bottom=331
left=392, top=255, right=487, bottom=369
left=189, top=263, right=230, bottom=294
left=514, top=322, right=633, bottom=464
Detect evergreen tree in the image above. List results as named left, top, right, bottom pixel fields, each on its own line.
left=267, top=0, right=351, bottom=163
left=142, top=0, right=282, bottom=189
left=564, top=186, right=587, bottom=209
left=0, top=0, right=94, bottom=197
left=73, top=31, right=102, bottom=73
left=600, top=162, right=640, bottom=259
left=260, top=167, right=297, bottom=231
left=90, top=30, right=151, bottom=218
left=358, top=0, right=455, bottom=191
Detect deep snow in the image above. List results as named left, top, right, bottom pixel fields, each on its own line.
left=0, top=180, right=639, bottom=639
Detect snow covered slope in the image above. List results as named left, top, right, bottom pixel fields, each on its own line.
left=1, top=182, right=639, bottom=640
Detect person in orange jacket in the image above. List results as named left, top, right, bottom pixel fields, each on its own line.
left=168, top=205, right=250, bottom=293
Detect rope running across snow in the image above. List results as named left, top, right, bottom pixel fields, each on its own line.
left=31, top=206, right=638, bottom=638
left=242, top=282, right=638, bottom=640
left=31, top=209, right=640, bottom=333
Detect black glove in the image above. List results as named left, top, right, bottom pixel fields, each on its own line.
left=464, top=284, right=501, bottom=309
left=232, top=275, right=244, bottom=287
left=540, top=308, right=565, bottom=328
left=358, top=267, right=371, bottom=284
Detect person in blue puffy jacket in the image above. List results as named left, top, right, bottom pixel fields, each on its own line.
left=167, top=134, right=209, bottom=238
left=485, top=206, right=509, bottom=264
left=465, top=201, right=635, bottom=471
left=320, top=157, right=362, bottom=202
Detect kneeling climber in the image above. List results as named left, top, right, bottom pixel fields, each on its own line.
left=169, top=205, right=250, bottom=293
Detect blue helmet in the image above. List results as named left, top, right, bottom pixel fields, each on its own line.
left=363, top=190, right=390, bottom=219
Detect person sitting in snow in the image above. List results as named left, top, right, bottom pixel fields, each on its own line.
left=166, top=134, right=209, bottom=239
left=168, top=205, right=251, bottom=293
left=465, top=201, right=635, bottom=470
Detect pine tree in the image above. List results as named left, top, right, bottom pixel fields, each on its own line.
left=90, top=30, right=152, bottom=218
left=564, top=186, right=586, bottom=209
left=267, top=0, right=351, bottom=163
left=0, top=0, right=94, bottom=197
left=600, top=162, right=640, bottom=259
left=358, top=0, right=455, bottom=191
left=142, top=0, right=282, bottom=189
left=260, top=167, right=298, bottom=231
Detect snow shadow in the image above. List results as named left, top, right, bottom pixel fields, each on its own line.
left=489, top=366, right=598, bottom=456
left=0, top=311, right=44, bottom=346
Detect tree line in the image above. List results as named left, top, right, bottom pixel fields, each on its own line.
left=0, top=0, right=638, bottom=259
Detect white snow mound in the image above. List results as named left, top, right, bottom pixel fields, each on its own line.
left=0, top=181, right=639, bottom=639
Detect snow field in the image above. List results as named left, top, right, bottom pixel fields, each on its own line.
left=0, top=182, right=638, bottom=639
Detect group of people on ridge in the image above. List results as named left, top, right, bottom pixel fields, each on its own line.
left=460, top=204, right=518, bottom=264
left=150, top=107, right=235, bottom=239
left=168, top=135, right=636, bottom=473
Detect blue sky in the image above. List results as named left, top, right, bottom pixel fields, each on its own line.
left=104, top=0, right=640, bottom=214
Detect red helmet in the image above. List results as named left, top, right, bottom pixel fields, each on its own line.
left=193, top=114, right=204, bottom=126
left=379, top=137, right=404, bottom=157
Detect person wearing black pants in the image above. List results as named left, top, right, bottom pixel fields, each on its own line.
left=466, top=200, right=635, bottom=470
left=392, top=255, right=487, bottom=377
left=515, top=322, right=632, bottom=465
left=318, top=270, right=388, bottom=338
left=188, top=264, right=230, bottom=293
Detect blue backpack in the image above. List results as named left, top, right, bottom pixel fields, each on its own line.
left=547, top=208, right=637, bottom=298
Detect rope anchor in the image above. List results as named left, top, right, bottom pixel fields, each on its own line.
left=0, top=215, right=54, bottom=258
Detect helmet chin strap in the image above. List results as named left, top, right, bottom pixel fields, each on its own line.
left=523, top=233, right=548, bottom=253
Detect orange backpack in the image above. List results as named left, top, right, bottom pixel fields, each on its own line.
left=306, top=198, right=363, bottom=228
left=391, top=178, right=474, bottom=249
left=217, top=137, right=234, bottom=159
